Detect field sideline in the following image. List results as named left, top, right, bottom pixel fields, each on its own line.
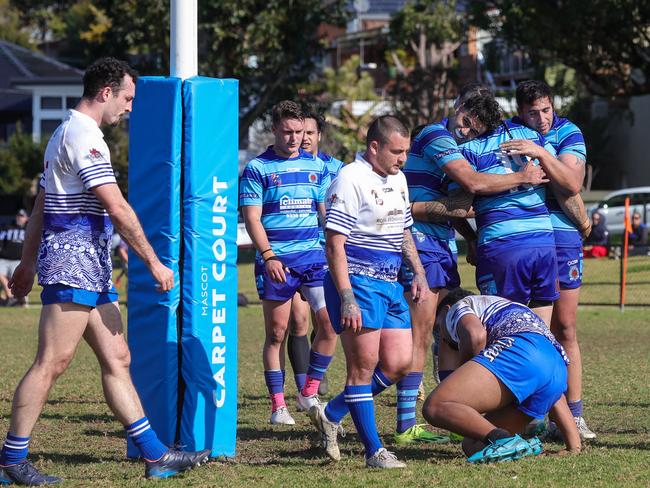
left=0, top=262, right=649, bottom=487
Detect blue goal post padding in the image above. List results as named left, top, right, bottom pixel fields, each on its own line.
left=127, top=76, right=183, bottom=458
left=180, top=77, right=239, bottom=457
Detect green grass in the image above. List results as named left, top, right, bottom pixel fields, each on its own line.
left=1, top=263, right=649, bottom=487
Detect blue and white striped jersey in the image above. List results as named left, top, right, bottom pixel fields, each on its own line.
left=239, top=146, right=330, bottom=267
left=512, top=115, right=587, bottom=248
left=317, top=151, right=344, bottom=180
left=325, top=154, right=412, bottom=282
left=38, top=110, right=116, bottom=292
left=402, top=119, right=460, bottom=252
left=446, top=295, right=569, bottom=364
left=457, top=120, right=556, bottom=250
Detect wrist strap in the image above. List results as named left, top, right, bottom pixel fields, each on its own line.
left=261, top=248, right=273, bottom=256
left=265, top=255, right=280, bottom=263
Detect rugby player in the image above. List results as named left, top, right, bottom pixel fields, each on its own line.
left=0, top=58, right=209, bottom=484
left=310, top=115, right=431, bottom=468
left=239, top=101, right=337, bottom=425
left=423, top=288, right=581, bottom=463
left=286, top=107, right=345, bottom=398
left=395, top=85, right=548, bottom=444
left=499, top=80, right=596, bottom=439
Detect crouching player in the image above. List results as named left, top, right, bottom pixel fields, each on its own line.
left=423, top=288, right=581, bottom=463
left=310, top=116, right=431, bottom=468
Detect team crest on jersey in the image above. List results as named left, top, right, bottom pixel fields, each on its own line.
left=270, top=173, right=281, bottom=185
left=89, top=148, right=102, bottom=159
left=328, top=193, right=343, bottom=205
left=569, top=265, right=580, bottom=281
left=371, top=189, right=384, bottom=205
left=309, top=172, right=318, bottom=183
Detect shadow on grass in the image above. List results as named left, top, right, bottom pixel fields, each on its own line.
left=32, top=452, right=104, bottom=465
left=594, top=401, right=650, bottom=408
left=40, top=412, right=115, bottom=423
left=389, top=444, right=459, bottom=461
left=83, top=428, right=124, bottom=439
left=237, top=426, right=315, bottom=441
left=589, top=439, right=650, bottom=450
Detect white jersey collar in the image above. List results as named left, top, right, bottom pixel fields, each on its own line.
left=68, top=109, right=105, bottom=138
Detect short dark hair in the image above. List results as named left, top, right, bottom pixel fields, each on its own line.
left=436, top=287, right=475, bottom=315
left=302, top=106, right=325, bottom=132
left=411, top=124, right=426, bottom=142
left=82, top=57, right=138, bottom=99
left=516, top=80, right=553, bottom=110
left=271, top=100, right=304, bottom=125
left=366, top=115, right=409, bottom=147
left=455, top=83, right=492, bottom=108
left=459, top=94, right=503, bottom=132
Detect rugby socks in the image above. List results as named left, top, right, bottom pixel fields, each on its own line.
left=287, top=334, right=310, bottom=391
left=438, top=370, right=454, bottom=381
left=325, top=368, right=393, bottom=423
left=345, top=384, right=382, bottom=458
left=301, top=351, right=333, bottom=397
left=0, top=433, right=30, bottom=466
left=125, top=417, right=168, bottom=462
left=568, top=399, right=583, bottom=417
left=264, top=369, right=286, bottom=412
left=396, top=372, right=423, bottom=433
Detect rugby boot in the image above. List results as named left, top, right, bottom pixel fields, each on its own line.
left=467, top=434, right=542, bottom=464
left=394, top=424, right=450, bottom=444
left=296, top=392, right=320, bottom=412
left=365, top=448, right=406, bottom=469
left=0, top=460, right=61, bottom=485
left=269, top=406, right=295, bottom=425
left=145, top=448, right=210, bottom=479
left=574, top=417, right=597, bottom=440
left=308, top=403, right=344, bottom=461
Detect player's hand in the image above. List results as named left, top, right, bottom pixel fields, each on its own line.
left=519, top=160, right=549, bottom=186
left=500, top=139, right=545, bottom=160
left=8, top=262, right=36, bottom=298
left=466, top=239, right=477, bottom=266
left=410, top=273, right=432, bottom=304
left=340, top=289, right=362, bottom=332
left=149, top=261, right=174, bottom=292
left=265, top=258, right=287, bottom=283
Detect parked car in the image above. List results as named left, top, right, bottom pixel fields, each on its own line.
left=587, top=187, right=650, bottom=235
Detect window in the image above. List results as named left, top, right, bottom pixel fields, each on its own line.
left=40, top=119, right=61, bottom=137
left=66, top=97, right=78, bottom=109
left=41, top=97, right=62, bottom=109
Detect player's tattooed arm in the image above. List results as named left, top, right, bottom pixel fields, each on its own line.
left=552, top=186, right=592, bottom=238
left=402, top=229, right=431, bottom=303
left=410, top=189, right=474, bottom=223
left=327, top=230, right=363, bottom=331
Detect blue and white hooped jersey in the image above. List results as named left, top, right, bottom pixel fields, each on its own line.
left=325, top=154, right=413, bottom=282
left=513, top=115, right=587, bottom=248
left=38, top=110, right=116, bottom=292
left=239, top=146, right=330, bottom=267
left=317, top=151, right=344, bottom=180
left=457, top=120, right=556, bottom=250
left=402, top=119, right=460, bottom=253
left=446, top=295, right=569, bottom=365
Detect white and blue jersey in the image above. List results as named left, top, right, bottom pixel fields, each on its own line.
left=458, top=120, right=556, bottom=251
left=402, top=119, right=459, bottom=253
left=239, top=146, right=330, bottom=268
left=325, top=154, right=413, bottom=282
left=38, top=110, right=116, bottom=292
left=513, top=114, right=587, bottom=249
left=317, top=151, right=344, bottom=180
left=446, top=295, right=568, bottom=364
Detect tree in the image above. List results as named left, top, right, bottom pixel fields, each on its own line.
left=467, top=0, right=650, bottom=98
left=387, top=0, right=465, bottom=128
left=0, top=128, right=47, bottom=196
left=0, top=0, right=33, bottom=48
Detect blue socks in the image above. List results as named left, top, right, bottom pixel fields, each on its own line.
left=325, top=368, right=393, bottom=423
left=568, top=399, right=583, bottom=417
left=0, top=433, right=30, bottom=466
left=264, top=369, right=285, bottom=395
left=396, top=371, right=423, bottom=433
left=302, top=351, right=333, bottom=396
left=345, top=384, right=382, bottom=458
left=125, top=417, right=168, bottom=462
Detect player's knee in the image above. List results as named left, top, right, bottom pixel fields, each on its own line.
left=266, top=325, right=287, bottom=345
left=422, top=395, right=445, bottom=425
left=36, top=354, right=74, bottom=380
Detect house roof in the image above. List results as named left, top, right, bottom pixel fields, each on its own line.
left=0, top=40, right=82, bottom=90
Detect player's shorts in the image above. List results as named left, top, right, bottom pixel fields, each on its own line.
left=41, top=284, right=118, bottom=308
left=0, top=259, right=20, bottom=278
left=255, top=260, right=327, bottom=311
left=476, top=245, right=559, bottom=304
left=399, top=249, right=460, bottom=291
left=473, top=332, right=568, bottom=419
left=556, top=245, right=583, bottom=290
left=324, top=272, right=410, bottom=334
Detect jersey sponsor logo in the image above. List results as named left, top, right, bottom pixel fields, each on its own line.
left=240, top=192, right=258, bottom=200
left=433, top=148, right=459, bottom=160
left=371, top=189, right=384, bottom=206
left=270, top=173, right=281, bottom=185
left=569, top=264, right=580, bottom=281
left=89, top=148, right=102, bottom=159
left=328, top=193, right=343, bottom=205
left=279, top=195, right=312, bottom=214
left=382, top=187, right=394, bottom=193
left=309, top=172, right=318, bottom=183
left=481, top=336, right=515, bottom=362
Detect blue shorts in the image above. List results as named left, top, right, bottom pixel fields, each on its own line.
left=41, top=284, right=118, bottom=308
left=399, top=249, right=460, bottom=290
left=473, top=332, right=568, bottom=419
left=255, top=260, right=326, bottom=302
left=556, top=246, right=583, bottom=290
left=476, top=245, right=559, bottom=304
left=324, top=272, right=410, bottom=334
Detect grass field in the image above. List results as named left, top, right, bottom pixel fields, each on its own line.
left=1, top=261, right=649, bottom=487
